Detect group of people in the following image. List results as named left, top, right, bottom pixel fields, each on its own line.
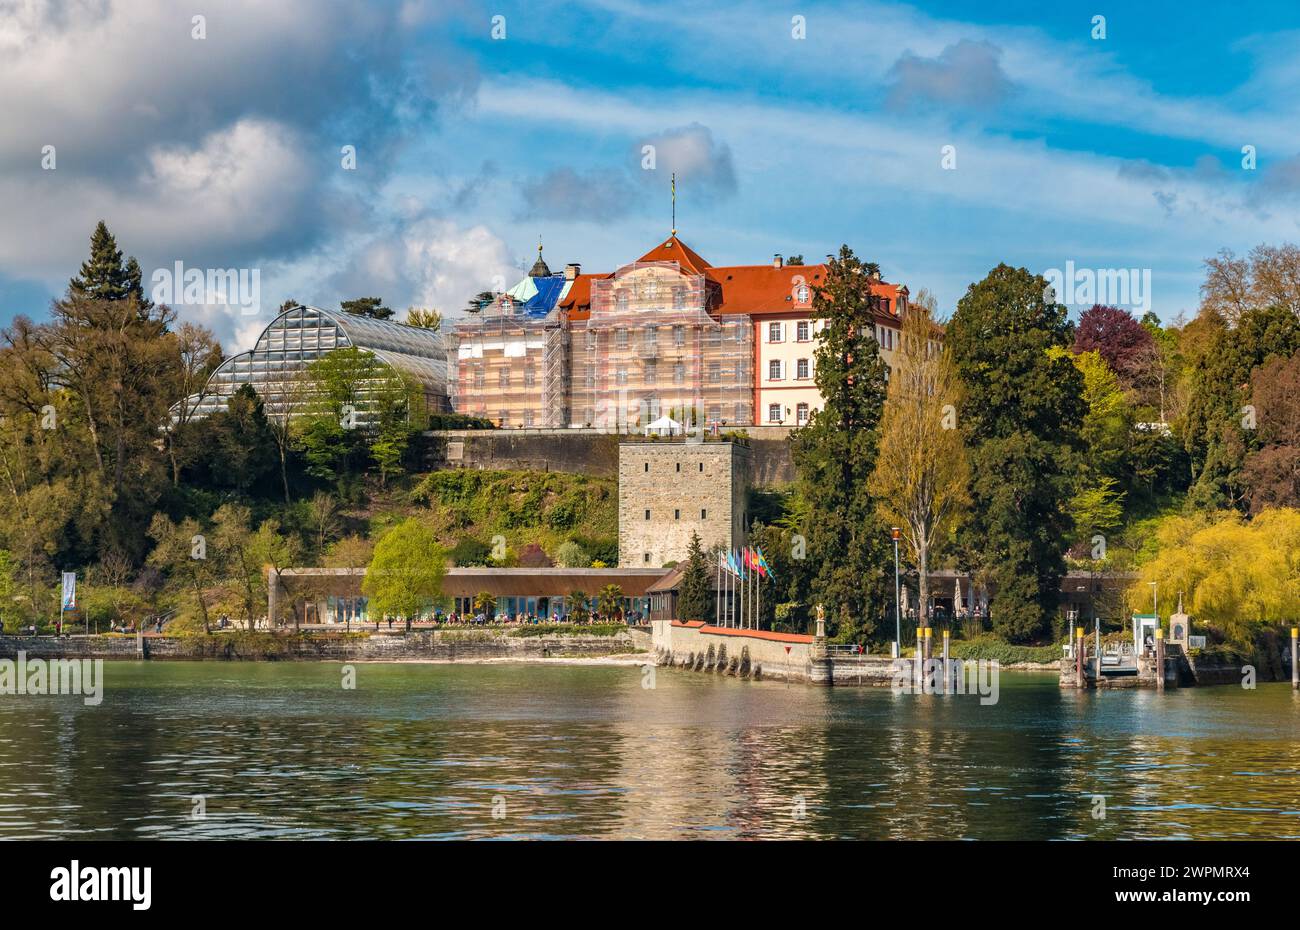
left=424, top=609, right=640, bottom=626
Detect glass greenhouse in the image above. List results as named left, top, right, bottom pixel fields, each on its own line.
left=173, top=305, right=450, bottom=424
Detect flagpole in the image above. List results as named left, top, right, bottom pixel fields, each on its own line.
left=715, top=550, right=721, bottom=626
left=738, top=550, right=745, bottom=630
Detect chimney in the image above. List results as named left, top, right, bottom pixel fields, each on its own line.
left=773, top=253, right=783, bottom=268
left=870, top=269, right=882, bottom=282
left=565, top=263, right=581, bottom=281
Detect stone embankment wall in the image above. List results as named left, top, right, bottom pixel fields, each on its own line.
left=0, top=631, right=644, bottom=662
left=651, top=620, right=814, bottom=682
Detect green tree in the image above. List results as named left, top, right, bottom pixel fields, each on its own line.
left=676, top=532, right=714, bottom=622
left=0, top=550, right=25, bottom=633
left=212, top=503, right=265, bottom=629
left=68, top=221, right=132, bottom=302
left=945, top=264, right=1084, bottom=642
left=566, top=590, right=590, bottom=622
left=405, top=308, right=441, bottom=330
left=1182, top=304, right=1300, bottom=510
left=554, top=540, right=589, bottom=568
left=362, top=519, right=446, bottom=632
left=597, top=583, right=625, bottom=622
left=147, top=514, right=217, bottom=632
left=789, top=245, right=891, bottom=641
left=340, top=297, right=394, bottom=320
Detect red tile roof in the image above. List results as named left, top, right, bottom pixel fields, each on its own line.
left=555, top=236, right=908, bottom=324
left=635, top=235, right=712, bottom=274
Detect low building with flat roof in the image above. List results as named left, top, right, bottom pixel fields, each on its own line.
left=269, top=566, right=668, bottom=625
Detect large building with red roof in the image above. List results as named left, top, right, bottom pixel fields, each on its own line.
left=449, top=235, right=909, bottom=429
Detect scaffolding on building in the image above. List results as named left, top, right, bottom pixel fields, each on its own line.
left=450, top=300, right=569, bottom=428
left=569, top=262, right=753, bottom=429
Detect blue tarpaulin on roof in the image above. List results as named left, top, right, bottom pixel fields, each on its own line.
left=522, top=275, right=567, bottom=316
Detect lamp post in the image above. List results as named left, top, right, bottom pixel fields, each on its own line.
left=891, top=527, right=902, bottom=658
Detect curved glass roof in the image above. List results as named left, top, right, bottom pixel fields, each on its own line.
left=174, top=305, right=449, bottom=422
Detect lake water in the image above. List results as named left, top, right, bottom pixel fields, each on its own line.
left=0, top=661, right=1297, bottom=840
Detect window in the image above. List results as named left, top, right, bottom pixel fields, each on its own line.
left=498, top=369, right=510, bottom=388
left=796, top=284, right=811, bottom=304
left=644, top=509, right=651, bottom=520
left=615, top=368, right=628, bottom=386
left=709, top=361, right=721, bottom=383
left=523, top=410, right=535, bottom=427
left=797, top=320, right=810, bottom=341
left=644, top=360, right=657, bottom=382
left=643, top=552, right=650, bottom=563
left=768, top=322, right=783, bottom=343
left=674, top=509, right=680, bottom=520
left=796, top=358, right=810, bottom=379
left=768, top=403, right=782, bottom=423
left=673, top=325, right=685, bottom=347
left=676, top=462, right=681, bottom=472
left=645, top=325, right=658, bottom=350
left=701, top=509, right=707, bottom=519
left=768, top=359, right=783, bottom=380
left=796, top=402, right=809, bottom=425
left=524, top=367, right=535, bottom=388
left=616, top=328, right=628, bottom=348
left=644, top=462, right=649, bottom=472
left=674, top=363, right=685, bottom=384
left=698, top=462, right=703, bottom=472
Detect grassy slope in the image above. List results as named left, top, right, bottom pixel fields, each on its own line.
left=356, top=468, right=617, bottom=558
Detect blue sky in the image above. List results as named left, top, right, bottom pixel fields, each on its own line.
left=2, top=0, right=1299, bottom=350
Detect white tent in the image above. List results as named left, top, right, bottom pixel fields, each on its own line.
left=644, top=415, right=683, bottom=436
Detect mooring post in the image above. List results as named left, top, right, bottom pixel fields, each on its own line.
left=1155, top=628, right=1165, bottom=692
left=916, top=625, right=924, bottom=690
left=1075, top=626, right=1084, bottom=689
left=1094, top=618, right=1101, bottom=684
left=1292, top=627, right=1298, bottom=691
left=942, top=629, right=950, bottom=694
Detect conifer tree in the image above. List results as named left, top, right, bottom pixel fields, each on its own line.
left=676, top=531, right=714, bottom=622
left=790, top=244, right=891, bottom=641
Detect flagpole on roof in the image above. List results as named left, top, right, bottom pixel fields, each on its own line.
left=671, top=172, right=677, bottom=236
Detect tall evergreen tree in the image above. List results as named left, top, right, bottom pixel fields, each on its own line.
left=69, top=221, right=132, bottom=301
left=945, top=264, right=1084, bottom=642
left=789, top=244, right=891, bottom=642
left=676, top=532, right=714, bottom=622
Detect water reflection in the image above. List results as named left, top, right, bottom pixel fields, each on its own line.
left=0, top=662, right=1296, bottom=839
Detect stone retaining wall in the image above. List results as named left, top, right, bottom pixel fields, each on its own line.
left=0, top=632, right=642, bottom=662
left=651, top=620, right=814, bottom=681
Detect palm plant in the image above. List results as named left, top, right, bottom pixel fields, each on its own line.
left=598, top=584, right=625, bottom=622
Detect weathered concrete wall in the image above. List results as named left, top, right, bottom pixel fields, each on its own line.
left=0, top=631, right=643, bottom=662
left=422, top=428, right=795, bottom=486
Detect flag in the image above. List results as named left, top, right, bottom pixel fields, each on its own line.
left=756, top=547, right=773, bottom=579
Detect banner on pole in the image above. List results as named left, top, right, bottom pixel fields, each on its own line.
left=61, top=571, right=77, bottom=610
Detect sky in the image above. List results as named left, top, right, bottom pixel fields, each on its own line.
left=2, top=0, right=1300, bottom=352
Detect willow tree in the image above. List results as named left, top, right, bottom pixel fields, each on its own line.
left=869, top=306, right=968, bottom=627
left=1131, top=508, right=1300, bottom=647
